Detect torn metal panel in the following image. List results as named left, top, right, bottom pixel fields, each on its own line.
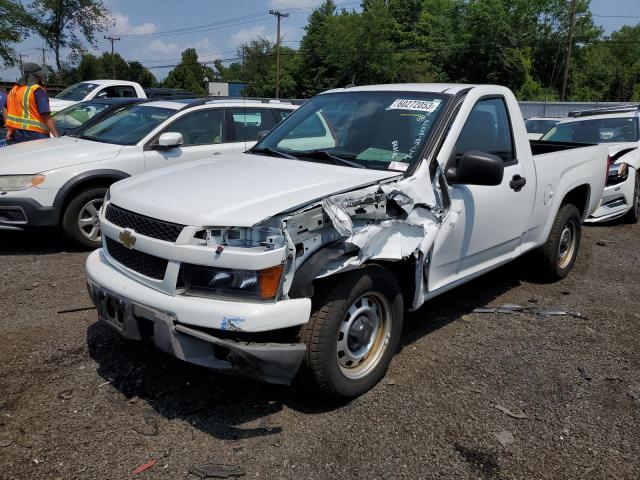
left=322, top=197, right=353, bottom=237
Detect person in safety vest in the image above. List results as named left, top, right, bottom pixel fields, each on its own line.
left=5, top=63, right=58, bottom=143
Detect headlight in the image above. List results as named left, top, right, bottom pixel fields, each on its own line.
left=182, top=264, right=284, bottom=301
left=607, top=163, right=628, bottom=186
left=0, top=174, right=45, bottom=191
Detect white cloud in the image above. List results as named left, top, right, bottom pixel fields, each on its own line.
left=110, top=12, right=158, bottom=36
left=141, top=37, right=219, bottom=62
left=270, top=0, right=319, bottom=7
left=230, top=25, right=276, bottom=46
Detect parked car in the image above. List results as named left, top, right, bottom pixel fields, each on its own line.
left=53, top=98, right=143, bottom=136
left=541, top=105, right=640, bottom=223
left=525, top=116, right=561, bottom=140
left=0, top=99, right=297, bottom=247
left=144, top=88, right=197, bottom=99
left=85, top=83, right=608, bottom=399
left=49, top=80, right=147, bottom=112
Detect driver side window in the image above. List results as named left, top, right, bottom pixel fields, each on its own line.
left=160, top=109, right=224, bottom=146
left=454, top=97, right=516, bottom=164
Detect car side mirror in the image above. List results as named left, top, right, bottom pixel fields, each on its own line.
left=257, top=130, right=270, bottom=141
left=158, top=132, right=183, bottom=148
left=445, top=150, right=504, bottom=186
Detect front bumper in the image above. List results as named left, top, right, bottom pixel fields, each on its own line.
left=586, top=171, right=636, bottom=223
left=0, top=195, right=58, bottom=230
left=85, top=249, right=310, bottom=384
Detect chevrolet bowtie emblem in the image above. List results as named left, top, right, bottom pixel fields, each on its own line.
left=119, top=230, right=137, bottom=249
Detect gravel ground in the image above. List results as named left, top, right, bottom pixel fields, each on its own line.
left=0, top=221, right=639, bottom=480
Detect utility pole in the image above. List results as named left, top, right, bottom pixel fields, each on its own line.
left=104, top=35, right=121, bottom=79
left=269, top=9, right=289, bottom=99
left=560, top=0, right=577, bottom=102
left=19, top=54, right=24, bottom=79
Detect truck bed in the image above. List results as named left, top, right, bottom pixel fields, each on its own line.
left=530, top=140, right=596, bottom=156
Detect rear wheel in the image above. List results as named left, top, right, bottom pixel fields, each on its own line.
left=61, top=187, right=107, bottom=249
left=536, top=203, right=581, bottom=281
left=298, top=265, right=403, bottom=399
left=625, top=169, right=640, bottom=224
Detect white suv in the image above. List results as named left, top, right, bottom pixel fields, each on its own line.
left=0, top=99, right=297, bottom=247
left=542, top=106, right=640, bottom=223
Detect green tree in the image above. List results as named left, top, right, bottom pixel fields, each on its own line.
left=128, top=61, right=156, bottom=88
left=28, top=0, right=111, bottom=71
left=0, top=0, right=31, bottom=68
left=163, top=48, right=212, bottom=95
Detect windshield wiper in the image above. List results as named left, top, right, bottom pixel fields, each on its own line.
left=252, top=147, right=298, bottom=160
left=295, top=150, right=365, bottom=169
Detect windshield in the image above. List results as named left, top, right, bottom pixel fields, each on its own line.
left=255, top=91, right=448, bottom=171
left=53, top=101, right=110, bottom=130
left=56, top=82, right=99, bottom=101
left=542, top=117, right=639, bottom=143
left=525, top=119, right=559, bottom=134
left=80, top=104, right=174, bottom=145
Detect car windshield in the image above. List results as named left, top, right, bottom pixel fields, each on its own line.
left=52, top=101, right=110, bottom=130
left=79, top=104, right=174, bottom=145
left=254, top=91, right=448, bottom=171
left=56, top=82, right=99, bottom=101
left=542, top=117, right=640, bottom=143
left=525, top=119, right=559, bottom=134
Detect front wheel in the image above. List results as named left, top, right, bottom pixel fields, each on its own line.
left=298, top=265, right=403, bottom=399
left=61, top=187, right=107, bottom=249
left=536, top=203, right=582, bottom=281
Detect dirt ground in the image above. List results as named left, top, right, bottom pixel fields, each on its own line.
left=0, top=220, right=639, bottom=480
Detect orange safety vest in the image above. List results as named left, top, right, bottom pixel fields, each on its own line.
left=5, top=84, right=50, bottom=134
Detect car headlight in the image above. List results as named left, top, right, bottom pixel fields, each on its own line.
left=607, top=163, right=629, bottom=186
left=182, top=264, right=284, bottom=301
left=0, top=174, right=45, bottom=191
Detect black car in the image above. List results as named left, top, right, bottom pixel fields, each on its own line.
left=53, top=97, right=144, bottom=136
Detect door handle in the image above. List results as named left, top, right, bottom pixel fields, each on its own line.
left=509, top=175, right=526, bottom=192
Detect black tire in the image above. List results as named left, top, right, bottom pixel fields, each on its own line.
left=298, top=264, right=403, bottom=399
left=61, top=187, right=107, bottom=249
left=625, top=169, right=640, bottom=224
left=536, top=203, right=582, bottom=281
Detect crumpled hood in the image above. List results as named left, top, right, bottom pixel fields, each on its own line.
left=0, top=136, right=122, bottom=174
left=109, top=153, right=400, bottom=227
left=49, top=98, right=75, bottom=112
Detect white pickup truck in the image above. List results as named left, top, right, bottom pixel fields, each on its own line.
left=49, top=80, right=147, bottom=112
left=85, top=84, right=608, bottom=399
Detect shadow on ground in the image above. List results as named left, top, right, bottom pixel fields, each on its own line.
left=87, top=260, right=525, bottom=440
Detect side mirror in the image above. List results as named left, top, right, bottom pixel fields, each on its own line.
left=445, top=150, right=504, bottom=186
left=158, top=132, right=183, bottom=148
left=257, top=130, right=270, bottom=141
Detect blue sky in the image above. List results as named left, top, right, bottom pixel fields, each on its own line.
left=4, top=0, right=640, bottom=82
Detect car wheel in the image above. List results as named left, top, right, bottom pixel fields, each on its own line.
left=62, top=187, right=107, bottom=249
left=536, top=203, right=581, bottom=281
left=298, top=265, right=403, bottom=399
left=625, top=169, right=640, bottom=224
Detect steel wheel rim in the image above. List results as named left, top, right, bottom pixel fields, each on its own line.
left=78, top=198, right=103, bottom=242
left=558, top=222, right=576, bottom=269
left=337, top=292, right=392, bottom=380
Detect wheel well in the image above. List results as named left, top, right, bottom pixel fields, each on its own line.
left=560, top=184, right=590, bottom=219
left=57, top=177, right=119, bottom=224
left=371, top=258, right=417, bottom=308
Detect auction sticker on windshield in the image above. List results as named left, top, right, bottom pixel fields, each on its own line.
left=387, top=98, right=442, bottom=113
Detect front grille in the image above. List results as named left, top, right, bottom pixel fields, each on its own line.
left=0, top=207, right=27, bottom=223
left=105, top=204, right=184, bottom=242
left=105, top=237, right=168, bottom=280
